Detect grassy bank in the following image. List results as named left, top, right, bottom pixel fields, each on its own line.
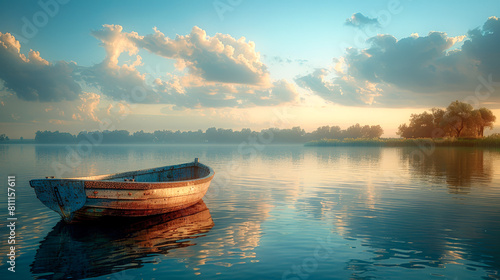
left=305, top=137, right=500, bottom=147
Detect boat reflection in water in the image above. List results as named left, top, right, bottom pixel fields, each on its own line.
left=31, top=201, right=214, bottom=279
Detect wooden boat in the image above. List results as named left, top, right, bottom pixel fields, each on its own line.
left=31, top=201, right=214, bottom=279
left=29, top=158, right=214, bottom=223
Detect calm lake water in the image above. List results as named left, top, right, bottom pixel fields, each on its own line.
left=1, top=144, right=500, bottom=280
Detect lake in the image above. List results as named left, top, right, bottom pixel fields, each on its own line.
left=1, top=144, right=500, bottom=280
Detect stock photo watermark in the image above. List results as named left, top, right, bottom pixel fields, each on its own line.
left=6, top=175, right=17, bottom=273
left=213, top=0, right=243, bottom=21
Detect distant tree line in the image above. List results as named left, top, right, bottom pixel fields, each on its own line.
left=34, top=123, right=384, bottom=144
left=35, top=131, right=75, bottom=143
left=0, top=134, right=9, bottom=142
left=311, top=124, right=384, bottom=140
left=397, top=101, right=496, bottom=138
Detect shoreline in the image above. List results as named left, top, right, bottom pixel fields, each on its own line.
left=305, top=138, right=500, bottom=148
left=2, top=138, right=500, bottom=148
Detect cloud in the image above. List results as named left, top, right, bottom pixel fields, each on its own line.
left=0, top=25, right=296, bottom=109
left=0, top=88, right=107, bottom=125
left=135, top=26, right=270, bottom=85
left=297, top=16, right=500, bottom=107
left=77, top=55, right=160, bottom=104
left=72, top=92, right=102, bottom=122
left=90, top=25, right=270, bottom=86
left=153, top=77, right=298, bottom=108
left=78, top=25, right=295, bottom=108
left=295, top=68, right=383, bottom=106
left=348, top=32, right=473, bottom=92
left=0, top=32, right=82, bottom=102
left=462, top=16, right=500, bottom=80
left=345, top=13, right=380, bottom=29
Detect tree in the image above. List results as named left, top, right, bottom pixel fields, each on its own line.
left=366, top=125, right=384, bottom=138
left=313, top=126, right=333, bottom=139
left=397, top=112, right=435, bottom=138
left=398, top=101, right=496, bottom=139
left=430, top=107, right=451, bottom=138
left=35, top=131, right=76, bottom=143
left=132, top=130, right=154, bottom=143
left=397, top=123, right=410, bottom=138
left=343, top=123, right=363, bottom=138
left=205, top=127, right=218, bottom=143
left=474, top=107, right=496, bottom=137
left=443, top=100, right=473, bottom=137
left=102, top=130, right=130, bottom=143
left=311, top=125, right=344, bottom=140
left=330, top=126, right=342, bottom=139
left=0, top=134, right=9, bottom=142
left=361, top=125, right=371, bottom=138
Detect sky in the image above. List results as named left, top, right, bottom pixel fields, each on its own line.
left=0, top=0, right=500, bottom=138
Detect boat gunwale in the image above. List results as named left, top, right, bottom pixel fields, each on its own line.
left=30, top=161, right=215, bottom=190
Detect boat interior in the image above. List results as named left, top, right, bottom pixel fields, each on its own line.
left=73, top=162, right=212, bottom=183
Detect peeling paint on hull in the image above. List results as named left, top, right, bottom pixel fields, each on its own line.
left=29, top=158, right=215, bottom=223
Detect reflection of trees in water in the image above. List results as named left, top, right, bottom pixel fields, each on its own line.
left=35, top=144, right=240, bottom=163
left=259, top=145, right=304, bottom=164
left=400, top=147, right=494, bottom=193
left=33, top=144, right=241, bottom=178
left=311, top=147, right=382, bottom=165
left=35, top=144, right=67, bottom=160
left=0, top=144, right=9, bottom=153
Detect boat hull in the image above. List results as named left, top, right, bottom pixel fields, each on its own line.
left=74, top=180, right=211, bottom=220
left=30, top=159, right=214, bottom=222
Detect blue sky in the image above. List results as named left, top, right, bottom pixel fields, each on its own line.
left=2, top=1, right=496, bottom=68
left=1, top=0, right=500, bottom=138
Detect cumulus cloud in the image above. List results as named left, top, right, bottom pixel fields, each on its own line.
left=89, top=25, right=270, bottom=86
left=0, top=32, right=82, bottom=102
left=78, top=25, right=295, bottom=108
left=0, top=25, right=296, bottom=109
left=0, top=89, right=108, bottom=125
left=295, top=68, right=383, bottom=106
left=134, top=26, right=270, bottom=85
left=345, top=13, right=380, bottom=29
left=77, top=55, right=160, bottom=103
left=348, top=32, right=473, bottom=92
left=462, top=16, right=500, bottom=80
left=296, top=16, right=500, bottom=107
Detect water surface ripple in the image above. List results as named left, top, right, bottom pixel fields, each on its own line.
left=0, top=144, right=499, bottom=280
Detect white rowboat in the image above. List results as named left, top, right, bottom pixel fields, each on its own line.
left=29, top=158, right=215, bottom=223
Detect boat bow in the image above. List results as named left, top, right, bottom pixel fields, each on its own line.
left=30, top=179, right=87, bottom=222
